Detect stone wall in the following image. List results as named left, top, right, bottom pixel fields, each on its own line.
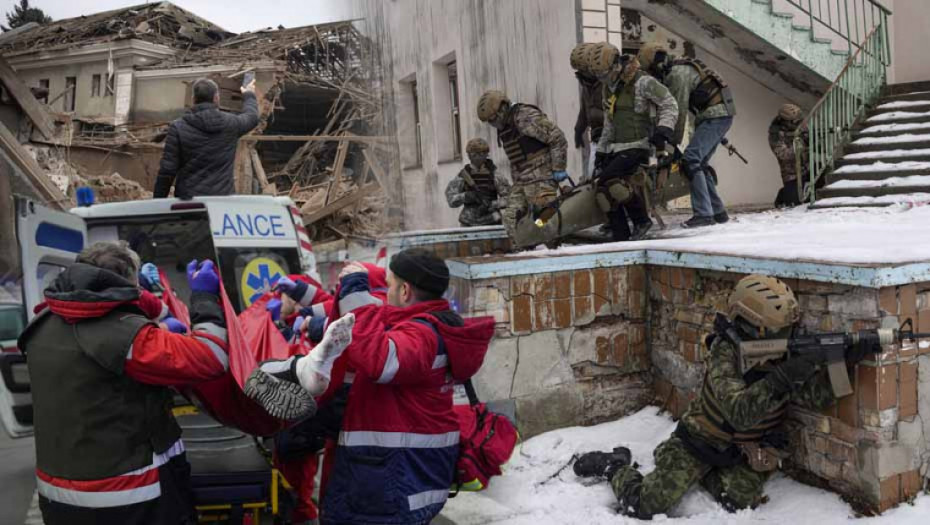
left=648, top=265, right=930, bottom=512
left=448, top=264, right=653, bottom=438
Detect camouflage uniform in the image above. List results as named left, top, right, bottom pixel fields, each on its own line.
left=609, top=329, right=836, bottom=518
left=769, top=116, right=809, bottom=207
left=497, top=104, right=568, bottom=238
left=445, top=159, right=511, bottom=227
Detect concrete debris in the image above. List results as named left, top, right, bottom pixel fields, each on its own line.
left=80, top=173, right=153, bottom=203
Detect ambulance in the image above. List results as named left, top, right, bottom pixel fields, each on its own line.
left=1, top=194, right=318, bottom=438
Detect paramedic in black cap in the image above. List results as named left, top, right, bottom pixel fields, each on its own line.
left=385, top=247, right=451, bottom=305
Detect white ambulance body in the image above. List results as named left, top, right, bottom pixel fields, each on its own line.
left=1, top=195, right=318, bottom=437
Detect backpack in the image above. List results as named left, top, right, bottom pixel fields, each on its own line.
left=412, top=318, right=520, bottom=493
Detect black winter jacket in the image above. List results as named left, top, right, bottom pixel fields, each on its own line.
left=153, top=92, right=260, bottom=199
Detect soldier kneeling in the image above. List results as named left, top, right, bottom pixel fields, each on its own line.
left=575, top=275, right=876, bottom=517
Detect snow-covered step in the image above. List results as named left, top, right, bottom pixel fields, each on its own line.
left=866, top=110, right=930, bottom=125
left=878, top=89, right=930, bottom=103
left=829, top=160, right=930, bottom=180
left=875, top=99, right=930, bottom=110
left=837, top=148, right=930, bottom=167
left=819, top=175, right=930, bottom=199
left=810, top=192, right=930, bottom=209
left=857, top=121, right=930, bottom=137
left=847, top=132, right=930, bottom=153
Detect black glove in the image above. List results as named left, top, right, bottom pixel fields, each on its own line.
left=462, top=191, right=481, bottom=205
left=766, top=354, right=822, bottom=396
left=574, top=129, right=585, bottom=149
left=650, top=126, right=674, bottom=151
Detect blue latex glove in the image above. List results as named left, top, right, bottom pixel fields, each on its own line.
left=552, top=170, right=569, bottom=182
left=161, top=317, right=188, bottom=334
left=266, top=298, right=283, bottom=321
left=138, top=263, right=162, bottom=292
left=291, top=316, right=305, bottom=342
left=187, top=259, right=220, bottom=295
left=275, top=276, right=298, bottom=294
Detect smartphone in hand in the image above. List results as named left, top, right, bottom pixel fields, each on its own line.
left=241, top=71, right=255, bottom=91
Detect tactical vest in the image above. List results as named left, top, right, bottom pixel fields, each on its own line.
left=21, top=308, right=181, bottom=479
left=582, top=81, right=605, bottom=142
left=606, top=70, right=652, bottom=144
left=464, top=162, right=498, bottom=199
left=697, top=361, right=789, bottom=444
left=497, top=104, right=549, bottom=172
left=672, top=58, right=731, bottom=114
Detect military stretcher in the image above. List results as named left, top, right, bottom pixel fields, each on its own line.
left=510, top=149, right=691, bottom=249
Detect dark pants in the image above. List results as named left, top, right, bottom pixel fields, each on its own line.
left=684, top=117, right=732, bottom=218
left=39, top=453, right=196, bottom=525
left=598, top=149, right=651, bottom=241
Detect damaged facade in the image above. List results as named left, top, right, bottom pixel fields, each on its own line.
left=0, top=1, right=392, bottom=241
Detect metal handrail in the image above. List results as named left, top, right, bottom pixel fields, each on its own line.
left=783, top=0, right=891, bottom=62
left=793, top=21, right=889, bottom=203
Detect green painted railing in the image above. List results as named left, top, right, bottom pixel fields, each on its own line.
left=784, top=0, right=892, bottom=60
left=792, top=9, right=891, bottom=203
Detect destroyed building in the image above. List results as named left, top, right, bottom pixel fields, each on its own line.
left=0, top=1, right=394, bottom=242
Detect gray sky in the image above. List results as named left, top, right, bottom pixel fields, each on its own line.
left=1, top=0, right=356, bottom=33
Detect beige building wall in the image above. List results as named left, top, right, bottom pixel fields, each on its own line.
left=380, top=0, right=584, bottom=231
left=884, top=0, right=930, bottom=85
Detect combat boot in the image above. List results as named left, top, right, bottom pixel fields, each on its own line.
left=573, top=446, right=632, bottom=478
left=245, top=356, right=317, bottom=421
left=630, top=221, right=653, bottom=241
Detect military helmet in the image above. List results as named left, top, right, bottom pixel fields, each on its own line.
left=586, top=42, right=621, bottom=76
left=571, top=42, right=594, bottom=72
left=465, top=137, right=490, bottom=155
left=779, top=103, right=803, bottom=122
left=728, top=274, right=800, bottom=333
left=638, top=42, right=669, bottom=71
left=477, top=90, right=509, bottom=122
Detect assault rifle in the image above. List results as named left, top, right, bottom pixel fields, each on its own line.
left=460, top=170, right=496, bottom=210
left=739, top=319, right=930, bottom=397
left=720, top=137, right=749, bottom=165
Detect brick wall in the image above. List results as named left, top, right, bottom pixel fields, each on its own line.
left=449, top=265, right=652, bottom=438
left=648, top=266, right=930, bottom=513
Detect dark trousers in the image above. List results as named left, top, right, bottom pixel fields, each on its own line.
left=598, top=149, right=651, bottom=241
left=774, top=179, right=802, bottom=207
left=39, top=453, right=196, bottom=525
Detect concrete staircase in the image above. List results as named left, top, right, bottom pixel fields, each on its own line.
left=812, top=82, right=930, bottom=209
left=624, top=0, right=856, bottom=106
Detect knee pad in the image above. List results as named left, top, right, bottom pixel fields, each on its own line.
left=595, top=191, right=613, bottom=213
left=607, top=178, right=633, bottom=204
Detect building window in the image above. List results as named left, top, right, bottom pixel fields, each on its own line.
left=412, top=80, right=423, bottom=168
left=91, top=74, right=101, bottom=97
left=448, top=61, right=462, bottom=160
left=106, top=74, right=115, bottom=96
left=64, top=77, right=76, bottom=112
left=37, top=79, right=49, bottom=104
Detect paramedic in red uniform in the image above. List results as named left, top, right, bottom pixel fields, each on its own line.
left=18, top=241, right=231, bottom=525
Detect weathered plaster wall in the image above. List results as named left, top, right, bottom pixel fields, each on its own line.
left=15, top=59, right=117, bottom=119
left=884, top=0, right=930, bottom=85
left=382, top=0, right=584, bottom=231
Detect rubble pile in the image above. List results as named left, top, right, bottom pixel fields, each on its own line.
left=81, top=173, right=152, bottom=203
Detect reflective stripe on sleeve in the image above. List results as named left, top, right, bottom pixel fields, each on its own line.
left=408, top=489, right=449, bottom=511
left=192, top=333, right=229, bottom=371
left=338, top=291, right=382, bottom=313
left=432, top=354, right=448, bottom=369
left=376, top=339, right=399, bottom=384
left=298, top=282, right=318, bottom=306
left=311, top=303, right=327, bottom=318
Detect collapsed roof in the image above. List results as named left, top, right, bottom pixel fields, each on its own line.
left=0, top=1, right=232, bottom=55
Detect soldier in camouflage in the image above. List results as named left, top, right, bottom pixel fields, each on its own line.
left=445, top=138, right=511, bottom=227
left=590, top=43, right=679, bottom=241
left=770, top=104, right=809, bottom=207
left=639, top=43, right=735, bottom=229
left=574, top=274, right=873, bottom=518
left=571, top=43, right=604, bottom=181
left=476, top=90, right=568, bottom=239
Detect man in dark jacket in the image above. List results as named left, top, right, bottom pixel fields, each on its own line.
left=153, top=77, right=260, bottom=198
left=770, top=103, right=808, bottom=207
left=19, top=241, right=231, bottom=524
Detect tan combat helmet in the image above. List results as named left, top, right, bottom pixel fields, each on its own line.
left=466, top=137, right=490, bottom=155
left=586, top=42, right=620, bottom=77
left=477, top=90, right=509, bottom=122
left=779, top=103, right=803, bottom=122
left=570, top=42, right=594, bottom=72
left=727, top=274, right=800, bottom=335
left=637, top=42, right=669, bottom=71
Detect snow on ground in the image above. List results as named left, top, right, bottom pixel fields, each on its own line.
left=441, top=407, right=930, bottom=525
left=867, top=110, right=930, bottom=123
left=877, top=100, right=930, bottom=110
left=853, top=133, right=930, bottom=145
left=843, top=148, right=930, bottom=160
left=859, top=121, right=930, bottom=134
left=833, top=161, right=930, bottom=173
left=512, top=205, right=930, bottom=265
left=826, top=175, right=930, bottom=189
left=812, top=193, right=930, bottom=207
